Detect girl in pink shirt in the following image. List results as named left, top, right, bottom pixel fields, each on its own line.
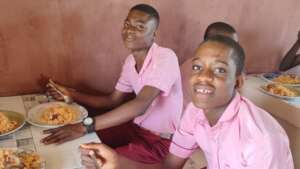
left=80, top=36, right=293, bottom=169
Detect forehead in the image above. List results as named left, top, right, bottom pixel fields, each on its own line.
left=126, top=9, right=152, bottom=22
left=193, top=41, right=233, bottom=62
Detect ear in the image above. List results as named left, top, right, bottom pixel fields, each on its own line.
left=235, top=73, right=245, bottom=89
left=153, top=30, right=157, bottom=37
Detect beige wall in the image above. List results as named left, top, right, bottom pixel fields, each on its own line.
left=1, top=0, right=300, bottom=96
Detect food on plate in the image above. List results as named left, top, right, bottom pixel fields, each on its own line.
left=0, top=112, right=18, bottom=134
left=0, top=149, right=43, bottom=169
left=272, top=74, right=300, bottom=84
left=39, top=105, right=77, bottom=125
left=262, top=84, right=300, bottom=97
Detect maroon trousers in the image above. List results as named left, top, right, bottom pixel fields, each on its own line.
left=97, top=121, right=171, bottom=164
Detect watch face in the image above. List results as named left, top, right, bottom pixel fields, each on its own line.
left=83, top=117, right=93, bottom=125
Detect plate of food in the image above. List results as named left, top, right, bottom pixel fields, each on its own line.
left=261, top=72, right=300, bottom=87
left=0, top=110, right=25, bottom=137
left=27, top=102, right=88, bottom=128
left=0, top=148, right=45, bottom=169
left=260, top=83, right=300, bottom=100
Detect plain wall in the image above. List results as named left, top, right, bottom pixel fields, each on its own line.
left=1, top=0, right=300, bottom=96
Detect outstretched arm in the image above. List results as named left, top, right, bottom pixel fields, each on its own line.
left=41, top=86, right=161, bottom=144
left=279, top=30, right=300, bottom=71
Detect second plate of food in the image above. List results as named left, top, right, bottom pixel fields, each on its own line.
left=260, top=83, right=300, bottom=100
left=261, top=72, right=300, bottom=87
left=27, top=102, right=88, bottom=128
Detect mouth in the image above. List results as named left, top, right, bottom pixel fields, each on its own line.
left=193, top=84, right=215, bottom=96
left=123, top=35, right=135, bottom=42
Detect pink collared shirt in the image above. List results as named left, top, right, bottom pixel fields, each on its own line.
left=170, top=92, right=293, bottom=169
left=115, top=43, right=183, bottom=134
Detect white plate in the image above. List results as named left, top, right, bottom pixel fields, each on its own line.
left=27, top=102, right=88, bottom=128
left=0, top=110, right=25, bottom=137
left=259, top=85, right=300, bottom=100
left=260, top=72, right=300, bottom=87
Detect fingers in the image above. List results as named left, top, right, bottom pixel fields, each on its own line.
left=89, top=150, right=104, bottom=168
left=38, top=74, right=50, bottom=89
left=43, top=126, right=63, bottom=134
left=42, top=126, right=69, bottom=144
left=80, top=143, right=117, bottom=161
left=46, top=86, right=64, bottom=101
left=41, top=130, right=69, bottom=145
left=80, top=147, right=103, bottom=169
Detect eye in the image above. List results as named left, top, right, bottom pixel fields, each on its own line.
left=214, top=67, right=227, bottom=74
left=192, top=65, right=202, bottom=71
left=124, top=22, right=130, bottom=28
left=136, top=24, right=145, bottom=30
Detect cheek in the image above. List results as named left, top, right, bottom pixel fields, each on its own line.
left=216, top=80, right=236, bottom=97
left=189, top=75, right=197, bottom=88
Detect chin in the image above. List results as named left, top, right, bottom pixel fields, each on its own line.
left=192, top=100, right=209, bottom=109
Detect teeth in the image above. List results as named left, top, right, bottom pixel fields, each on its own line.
left=196, top=88, right=212, bottom=94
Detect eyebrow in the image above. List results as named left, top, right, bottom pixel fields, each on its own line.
left=215, top=60, right=229, bottom=65
left=192, top=57, right=200, bottom=62
left=125, top=18, right=147, bottom=24
left=191, top=57, right=229, bottom=65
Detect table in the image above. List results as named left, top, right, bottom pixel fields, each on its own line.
left=0, top=94, right=101, bottom=169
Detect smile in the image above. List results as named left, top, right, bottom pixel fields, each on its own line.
left=193, top=84, right=215, bottom=95
left=195, top=88, right=213, bottom=94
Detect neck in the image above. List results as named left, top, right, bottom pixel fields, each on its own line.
left=203, top=106, right=226, bottom=127
left=131, top=45, right=152, bottom=72
left=132, top=47, right=150, bottom=61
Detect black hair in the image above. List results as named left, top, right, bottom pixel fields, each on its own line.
left=201, top=35, right=245, bottom=75
left=204, top=22, right=237, bottom=40
left=130, top=4, right=160, bottom=26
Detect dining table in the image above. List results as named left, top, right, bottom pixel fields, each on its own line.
left=0, top=94, right=101, bottom=169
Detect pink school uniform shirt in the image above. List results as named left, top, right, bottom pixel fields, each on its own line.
left=115, top=43, right=183, bottom=134
left=170, top=92, right=293, bottom=169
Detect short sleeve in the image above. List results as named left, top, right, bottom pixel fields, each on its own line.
left=115, top=57, right=134, bottom=93
left=143, top=50, right=180, bottom=96
left=169, top=104, right=198, bottom=158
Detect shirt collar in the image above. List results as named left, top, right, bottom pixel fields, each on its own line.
left=129, top=42, right=158, bottom=75
left=191, top=92, right=241, bottom=124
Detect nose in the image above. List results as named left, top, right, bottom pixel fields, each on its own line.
left=123, top=25, right=135, bottom=35
left=194, top=69, right=213, bottom=83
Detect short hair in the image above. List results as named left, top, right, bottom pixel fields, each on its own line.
left=130, top=4, right=160, bottom=26
left=200, top=35, right=245, bottom=75
left=204, top=22, right=237, bottom=40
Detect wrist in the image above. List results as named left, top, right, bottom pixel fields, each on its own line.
left=80, top=122, right=88, bottom=134
left=82, top=117, right=95, bottom=133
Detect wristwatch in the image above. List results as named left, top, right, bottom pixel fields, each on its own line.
left=82, top=117, right=95, bottom=133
